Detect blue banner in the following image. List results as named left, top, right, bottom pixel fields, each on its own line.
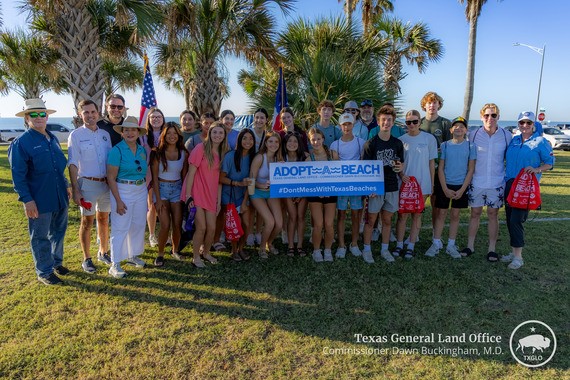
left=269, top=160, right=384, bottom=198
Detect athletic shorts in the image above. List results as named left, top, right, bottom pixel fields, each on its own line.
left=367, top=191, right=399, bottom=213
left=250, top=188, right=270, bottom=200
left=468, top=184, right=505, bottom=208
left=434, top=183, right=468, bottom=209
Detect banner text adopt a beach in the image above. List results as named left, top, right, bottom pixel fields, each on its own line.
left=269, top=161, right=384, bottom=198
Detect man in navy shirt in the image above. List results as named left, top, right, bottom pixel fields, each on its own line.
left=9, top=99, right=70, bottom=285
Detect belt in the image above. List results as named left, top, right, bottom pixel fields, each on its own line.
left=82, top=176, right=107, bottom=182
left=116, top=178, right=145, bottom=186
left=158, top=178, right=181, bottom=183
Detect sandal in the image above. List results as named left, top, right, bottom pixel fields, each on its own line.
left=287, top=247, right=296, bottom=257
left=154, top=256, right=165, bottom=267
left=487, top=251, right=499, bottom=262
left=201, top=253, right=218, bottom=264
left=460, top=248, right=474, bottom=257
left=231, top=252, right=242, bottom=262
left=238, top=250, right=251, bottom=261
left=192, top=258, right=206, bottom=268
left=391, top=247, right=403, bottom=258
left=403, top=249, right=415, bottom=260
left=212, top=242, right=226, bottom=251
left=296, top=247, right=306, bottom=257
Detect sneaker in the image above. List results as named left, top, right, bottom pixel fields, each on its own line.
left=281, top=230, right=288, bottom=244
left=323, top=249, right=333, bottom=262
left=380, top=249, right=395, bottom=263
left=255, top=233, right=262, bottom=246
left=446, top=245, right=462, bottom=259
left=109, top=263, right=126, bottom=278
left=54, top=265, right=70, bottom=275
left=81, top=258, right=96, bottom=274
left=149, top=234, right=158, bottom=247
left=362, top=249, right=375, bottom=264
left=335, top=246, right=347, bottom=259
left=312, top=249, right=323, bottom=263
left=424, top=243, right=441, bottom=258
left=371, top=228, right=380, bottom=242
left=246, top=234, right=255, bottom=246
left=259, top=250, right=268, bottom=259
left=349, top=244, right=362, bottom=257
left=508, top=257, right=524, bottom=269
left=500, top=253, right=515, bottom=263
left=171, top=251, right=185, bottom=261
left=97, top=251, right=112, bottom=266
left=37, top=273, right=63, bottom=285
left=126, top=256, right=146, bottom=268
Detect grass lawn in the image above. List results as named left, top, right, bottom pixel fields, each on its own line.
left=0, top=145, right=568, bottom=379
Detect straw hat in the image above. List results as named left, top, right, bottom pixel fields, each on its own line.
left=113, top=116, right=147, bottom=136
left=15, top=98, right=57, bottom=117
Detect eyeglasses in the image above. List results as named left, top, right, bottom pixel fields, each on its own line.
left=134, top=160, right=142, bottom=173
left=518, top=120, right=533, bottom=126
left=109, top=105, right=124, bottom=110
left=28, top=112, right=47, bottom=118
left=483, top=113, right=498, bottom=119
left=405, top=119, right=419, bottom=126
left=150, top=115, right=163, bottom=119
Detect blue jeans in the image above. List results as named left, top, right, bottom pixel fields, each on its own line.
left=28, top=207, right=68, bottom=277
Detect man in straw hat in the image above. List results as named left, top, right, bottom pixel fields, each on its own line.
left=8, top=98, right=71, bottom=285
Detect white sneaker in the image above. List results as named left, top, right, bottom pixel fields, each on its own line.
left=109, top=263, right=126, bottom=278
left=446, top=245, right=462, bottom=259
left=312, top=249, right=323, bottom=263
left=281, top=230, right=288, bottom=244
left=246, top=234, right=255, bottom=246
left=349, top=244, right=362, bottom=257
left=149, top=234, right=158, bottom=247
left=424, top=243, right=441, bottom=257
left=362, top=249, right=375, bottom=264
left=126, top=256, right=146, bottom=268
left=501, top=253, right=514, bottom=263
left=323, top=249, right=333, bottom=262
left=380, top=249, right=395, bottom=263
left=335, top=247, right=346, bottom=259
left=508, top=257, right=524, bottom=269
left=371, top=228, right=380, bottom=242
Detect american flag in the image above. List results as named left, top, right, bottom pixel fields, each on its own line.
left=272, top=66, right=288, bottom=132
left=139, top=54, right=157, bottom=127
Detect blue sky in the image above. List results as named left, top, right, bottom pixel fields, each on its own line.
left=1, top=0, right=569, bottom=121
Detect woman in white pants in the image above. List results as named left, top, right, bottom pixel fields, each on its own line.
left=107, top=116, right=149, bottom=278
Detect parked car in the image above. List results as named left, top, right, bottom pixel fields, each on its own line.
left=555, top=124, right=570, bottom=136
left=46, top=123, right=73, bottom=143
left=543, top=127, right=570, bottom=150
left=503, top=125, right=519, bottom=135
left=0, top=127, right=27, bottom=142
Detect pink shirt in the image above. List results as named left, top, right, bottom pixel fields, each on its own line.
left=182, top=143, right=220, bottom=212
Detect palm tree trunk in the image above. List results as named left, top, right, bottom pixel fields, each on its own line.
left=191, top=57, right=222, bottom=115
left=462, top=15, right=478, bottom=122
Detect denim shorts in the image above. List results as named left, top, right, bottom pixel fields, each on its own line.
left=337, top=195, right=363, bottom=211
left=154, top=180, right=182, bottom=203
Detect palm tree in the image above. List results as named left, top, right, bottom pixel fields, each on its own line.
left=23, top=0, right=162, bottom=111
left=459, top=0, right=490, bottom=121
left=101, top=58, right=143, bottom=100
left=0, top=29, right=66, bottom=99
left=239, top=17, right=390, bottom=124
left=373, top=16, right=444, bottom=99
left=162, top=0, right=294, bottom=116
left=338, top=0, right=394, bottom=35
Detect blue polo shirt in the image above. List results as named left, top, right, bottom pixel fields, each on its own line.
left=505, top=134, right=554, bottom=181
left=8, top=128, right=69, bottom=214
left=107, top=140, right=147, bottom=180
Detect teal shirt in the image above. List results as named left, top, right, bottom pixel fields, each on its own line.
left=107, top=140, right=147, bottom=180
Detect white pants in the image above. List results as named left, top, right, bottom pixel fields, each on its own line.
left=110, top=183, right=147, bottom=263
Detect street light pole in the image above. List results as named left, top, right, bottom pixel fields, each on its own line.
left=513, top=42, right=546, bottom=120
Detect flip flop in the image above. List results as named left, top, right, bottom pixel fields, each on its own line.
left=487, top=251, right=499, bottom=262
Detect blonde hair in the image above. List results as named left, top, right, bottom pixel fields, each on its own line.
left=203, top=122, right=228, bottom=168
left=479, top=103, right=500, bottom=116
left=405, top=109, right=421, bottom=119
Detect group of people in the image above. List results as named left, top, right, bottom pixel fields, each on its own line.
left=8, top=92, right=554, bottom=285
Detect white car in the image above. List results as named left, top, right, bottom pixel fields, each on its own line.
left=0, top=127, right=27, bottom=142
left=543, top=127, right=570, bottom=150
left=46, top=123, right=74, bottom=143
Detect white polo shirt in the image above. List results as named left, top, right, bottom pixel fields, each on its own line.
left=68, top=125, right=112, bottom=178
left=469, top=126, right=512, bottom=189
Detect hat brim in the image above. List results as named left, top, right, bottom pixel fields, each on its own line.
left=452, top=121, right=467, bottom=128
left=113, top=124, right=147, bottom=136
left=15, top=108, right=57, bottom=117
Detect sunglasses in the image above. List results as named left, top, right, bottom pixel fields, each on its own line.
left=28, top=112, right=47, bottom=118
left=134, top=160, right=142, bottom=173
left=405, top=119, right=420, bottom=126
left=518, top=120, right=533, bottom=126
left=483, top=113, right=498, bottom=119
left=109, top=104, right=124, bottom=110
left=345, top=109, right=359, bottom=114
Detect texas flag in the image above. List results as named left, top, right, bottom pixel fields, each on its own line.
left=139, top=54, right=157, bottom=127
left=272, top=66, right=288, bottom=132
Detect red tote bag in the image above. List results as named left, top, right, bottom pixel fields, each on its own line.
left=507, top=169, right=541, bottom=210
